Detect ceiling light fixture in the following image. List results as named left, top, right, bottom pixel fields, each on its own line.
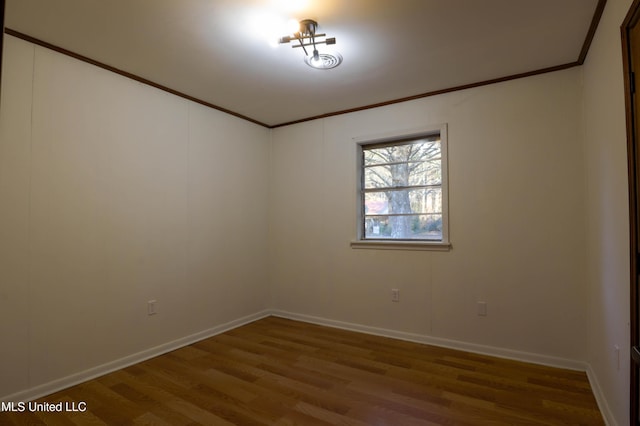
left=279, top=19, right=342, bottom=69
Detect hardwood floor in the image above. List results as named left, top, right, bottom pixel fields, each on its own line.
left=0, top=316, right=604, bottom=425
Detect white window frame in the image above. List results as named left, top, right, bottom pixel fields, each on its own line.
left=351, top=124, right=451, bottom=251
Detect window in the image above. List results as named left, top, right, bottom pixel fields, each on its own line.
left=352, top=125, right=450, bottom=250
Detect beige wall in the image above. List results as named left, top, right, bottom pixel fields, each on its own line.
left=270, top=68, right=587, bottom=363
left=583, top=0, right=633, bottom=424
left=0, top=7, right=632, bottom=421
left=0, top=35, right=270, bottom=399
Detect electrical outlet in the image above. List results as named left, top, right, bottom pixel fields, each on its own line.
left=391, top=289, right=400, bottom=302
left=477, top=301, right=487, bottom=316
left=147, top=300, right=158, bottom=315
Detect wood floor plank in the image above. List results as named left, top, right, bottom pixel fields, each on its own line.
left=0, top=316, right=604, bottom=425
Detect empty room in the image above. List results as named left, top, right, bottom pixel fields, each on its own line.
left=0, top=0, right=634, bottom=424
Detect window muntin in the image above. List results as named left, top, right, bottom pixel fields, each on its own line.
left=360, top=134, right=445, bottom=242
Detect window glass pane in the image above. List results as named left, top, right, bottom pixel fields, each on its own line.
left=358, top=128, right=447, bottom=245
left=364, top=162, right=441, bottom=189
left=364, top=214, right=442, bottom=240
left=364, top=188, right=442, bottom=215
left=363, top=139, right=440, bottom=167
left=411, top=188, right=441, bottom=213
left=408, top=159, right=442, bottom=186
left=364, top=191, right=389, bottom=214
left=364, top=165, right=393, bottom=189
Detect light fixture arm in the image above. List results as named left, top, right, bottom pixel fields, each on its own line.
left=291, top=38, right=336, bottom=49
left=278, top=19, right=342, bottom=69
left=297, top=33, right=310, bottom=56
left=279, top=19, right=336, bottom=51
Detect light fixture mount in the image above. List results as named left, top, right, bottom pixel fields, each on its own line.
left=279, top=19, right=341, bottom=69
left=303, top=51, right=343, bottom=70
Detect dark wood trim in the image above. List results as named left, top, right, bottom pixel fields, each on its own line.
left=271, top=62, right=581, bottom=129
left=578, top=0, right=607, bottom=64
left=3, top=28, right=270, bottom=129
left=273, top=0, right=608, bottom=129
left=4, top=0, right=608, bottom=129
left=0, top=0, right=5, bottom=103
left=622, top=0, right=640, bottom=424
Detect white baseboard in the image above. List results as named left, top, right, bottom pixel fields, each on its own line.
left=271, top=310, right=624, bottom=425
left=2, top=308, right=616, bottom=426
left=586, top=365, right=618, bottom=426
left=1, top=310, right=271, bottom=402
left=271, top=310, right=588, bottom=371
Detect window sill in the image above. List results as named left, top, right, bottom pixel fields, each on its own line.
left=350, top=240, right=452, bottom=251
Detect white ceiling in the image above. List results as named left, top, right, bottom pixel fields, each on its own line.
left=5, top=0, right=603, bottom=127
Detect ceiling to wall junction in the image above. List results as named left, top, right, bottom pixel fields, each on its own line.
left=5, top=0, right=604, bottom=127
